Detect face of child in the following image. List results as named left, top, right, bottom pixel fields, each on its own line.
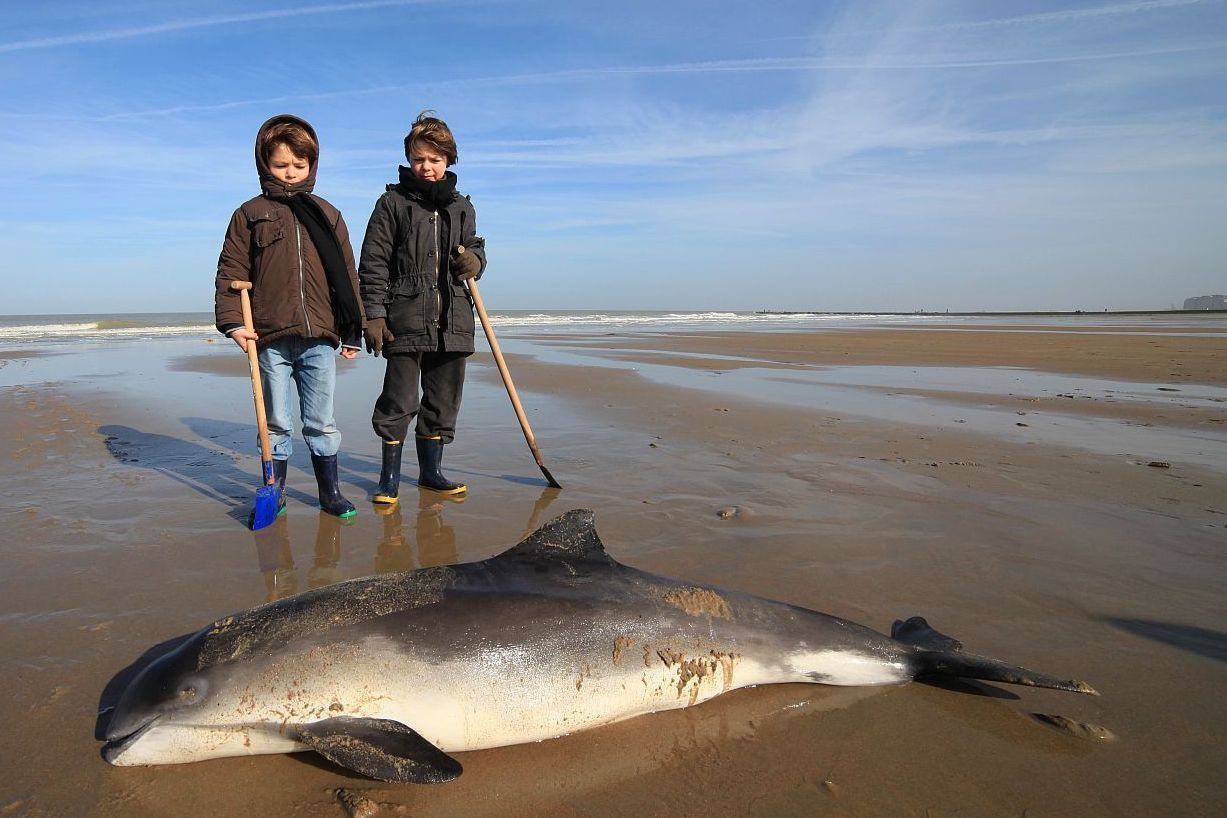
left=409, top=143, right=448, bottom=182
left=267, top=143, right=310, bottom=185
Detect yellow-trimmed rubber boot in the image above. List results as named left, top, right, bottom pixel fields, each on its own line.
left=373, top=440, right=403, bottom=505
left=416, top=436, right=466, bottom=495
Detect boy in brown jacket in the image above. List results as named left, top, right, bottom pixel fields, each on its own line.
left=214, top=114, right=364, bottom=518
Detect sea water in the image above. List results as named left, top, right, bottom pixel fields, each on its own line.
left=3, top=309, right=1224, bottom=347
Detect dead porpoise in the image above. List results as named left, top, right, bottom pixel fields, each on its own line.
left=103, top=509, right=1096, bottom=783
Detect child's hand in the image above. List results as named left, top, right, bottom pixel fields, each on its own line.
left=363, top=318, right=395, bottom=356
left=450, top=245, right=481, bottom=282
left=340, top=346, right=359, bottom=360
left=231, top=329, right=258, bottom=352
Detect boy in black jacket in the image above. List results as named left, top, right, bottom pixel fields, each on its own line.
left=359, top=111, right=486, bottom=501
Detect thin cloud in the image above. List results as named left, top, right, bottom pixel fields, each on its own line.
left=53, top=38, right=1227, bottom=124
left=807, top=0, right=1214, bottom=39
left=0, top=0, right=434, bottom=53
left=574, top=42, right=1227, bottom=72
left=934, top=0, right=1212, bottom=31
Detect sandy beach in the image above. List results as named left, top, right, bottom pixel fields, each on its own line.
left=1, top=314, right=1225, bottom=817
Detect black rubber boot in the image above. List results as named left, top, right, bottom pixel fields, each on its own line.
left=373, top=440, right=403, bottom=505
left=272, top=459, right=288, bottom=515
left=416, top=436, right=466, bottom=495
left=310, top=454, right=357, bottom=518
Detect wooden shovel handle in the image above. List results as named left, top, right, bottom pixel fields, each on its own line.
left=467, top=277, right=539, bottom=450
left=230, top=281, right=274, bottom=471
left=457, top=247, right=560, bottom=487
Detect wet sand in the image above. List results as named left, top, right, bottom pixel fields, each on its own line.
left=1, top=317, right=1225, bottom=817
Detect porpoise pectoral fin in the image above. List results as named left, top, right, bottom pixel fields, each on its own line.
left=296, top=717, right=462, bottom=784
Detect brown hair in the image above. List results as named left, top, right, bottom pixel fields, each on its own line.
left=260, top=121, right=319, bottom=167
left=404, top=110, right=458, bottom=166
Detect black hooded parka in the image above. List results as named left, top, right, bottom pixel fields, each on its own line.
left=357, top=170, right=486, bottom=355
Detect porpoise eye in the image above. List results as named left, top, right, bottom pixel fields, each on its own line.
left=177, top=685, right=198, bottom=701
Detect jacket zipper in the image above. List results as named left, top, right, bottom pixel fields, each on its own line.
left=294, top=216, right=312, bottom=335
left=432, top=210, right=441, bottom=326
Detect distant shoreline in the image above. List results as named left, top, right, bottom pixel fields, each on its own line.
left=756, top=309, right=1227, bottom=317
left=4, top=308, right=1225, bottom=348
left=4, top=308, right=1227, bottom=321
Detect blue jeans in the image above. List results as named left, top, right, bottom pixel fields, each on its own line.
left=258, top=337, right=341, bottom=459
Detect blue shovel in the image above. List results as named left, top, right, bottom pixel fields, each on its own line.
left=231, top=281, right=283, bottom=529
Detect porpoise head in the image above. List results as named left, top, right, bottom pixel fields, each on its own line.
left=103, top=627, right=226, bottom=765
left=102, top=622, right=309, bottom=766
left=101, top=567, right=465, bottom=770
left=101, top=605, right=464, bottom=783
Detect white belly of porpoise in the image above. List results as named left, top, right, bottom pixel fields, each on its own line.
left=334, top=636, right=909, bottom=753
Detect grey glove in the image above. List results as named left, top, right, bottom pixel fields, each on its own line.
left=451, top=246, right=481, bottom=282
left=363, top=318, right=395, bottom=356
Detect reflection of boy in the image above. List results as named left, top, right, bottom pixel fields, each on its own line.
left=359, top=111, right=486, bottom=502
left=252, top=521, right=297, bottom=601
left=416, top=496, right=460, bottom=568
left=214, top=114, right=364, bottom=518
left=374, top=506, right=413, bottom=574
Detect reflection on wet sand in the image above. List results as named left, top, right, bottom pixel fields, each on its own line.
left=252, top=514, right=356, bottom=601
left=373, top=505, right=413, bottom=574
left=250, top=487, right=559, bottom=600
left=252, top=517, right=298, bottom=601
left=373, top=493, right=464, bottom=574
left=520, top=486, right=563, bottom=540
left=414, top=493, right=462, bottom=569
left=309, top=515, right=343, bottom=589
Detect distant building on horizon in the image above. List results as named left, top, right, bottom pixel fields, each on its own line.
left=1183, top=294, right=1227, bottom=310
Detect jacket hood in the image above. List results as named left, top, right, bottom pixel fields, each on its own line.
left=255, top=114, right=318, bottom=197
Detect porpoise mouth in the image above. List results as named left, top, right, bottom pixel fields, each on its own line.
left=103, top=714, right=160, bottom=763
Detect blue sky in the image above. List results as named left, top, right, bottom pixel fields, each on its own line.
left=1, top=0, right=1224, bottom=313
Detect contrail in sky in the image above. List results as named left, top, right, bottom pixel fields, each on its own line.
left=0, top=0, right=433, bottom=53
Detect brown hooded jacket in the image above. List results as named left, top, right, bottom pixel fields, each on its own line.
left=214, top=114, right=363, bottom=348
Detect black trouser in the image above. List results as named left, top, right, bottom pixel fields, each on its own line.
left=372, top=351, right=470, bottom=444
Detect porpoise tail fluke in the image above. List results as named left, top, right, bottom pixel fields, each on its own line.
left=892, top=617, right=1099, bottom=696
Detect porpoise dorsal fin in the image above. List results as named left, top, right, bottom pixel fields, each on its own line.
left=494, top=509, right=617, bottom=566
left=296, top=717, right=462, bottom=784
